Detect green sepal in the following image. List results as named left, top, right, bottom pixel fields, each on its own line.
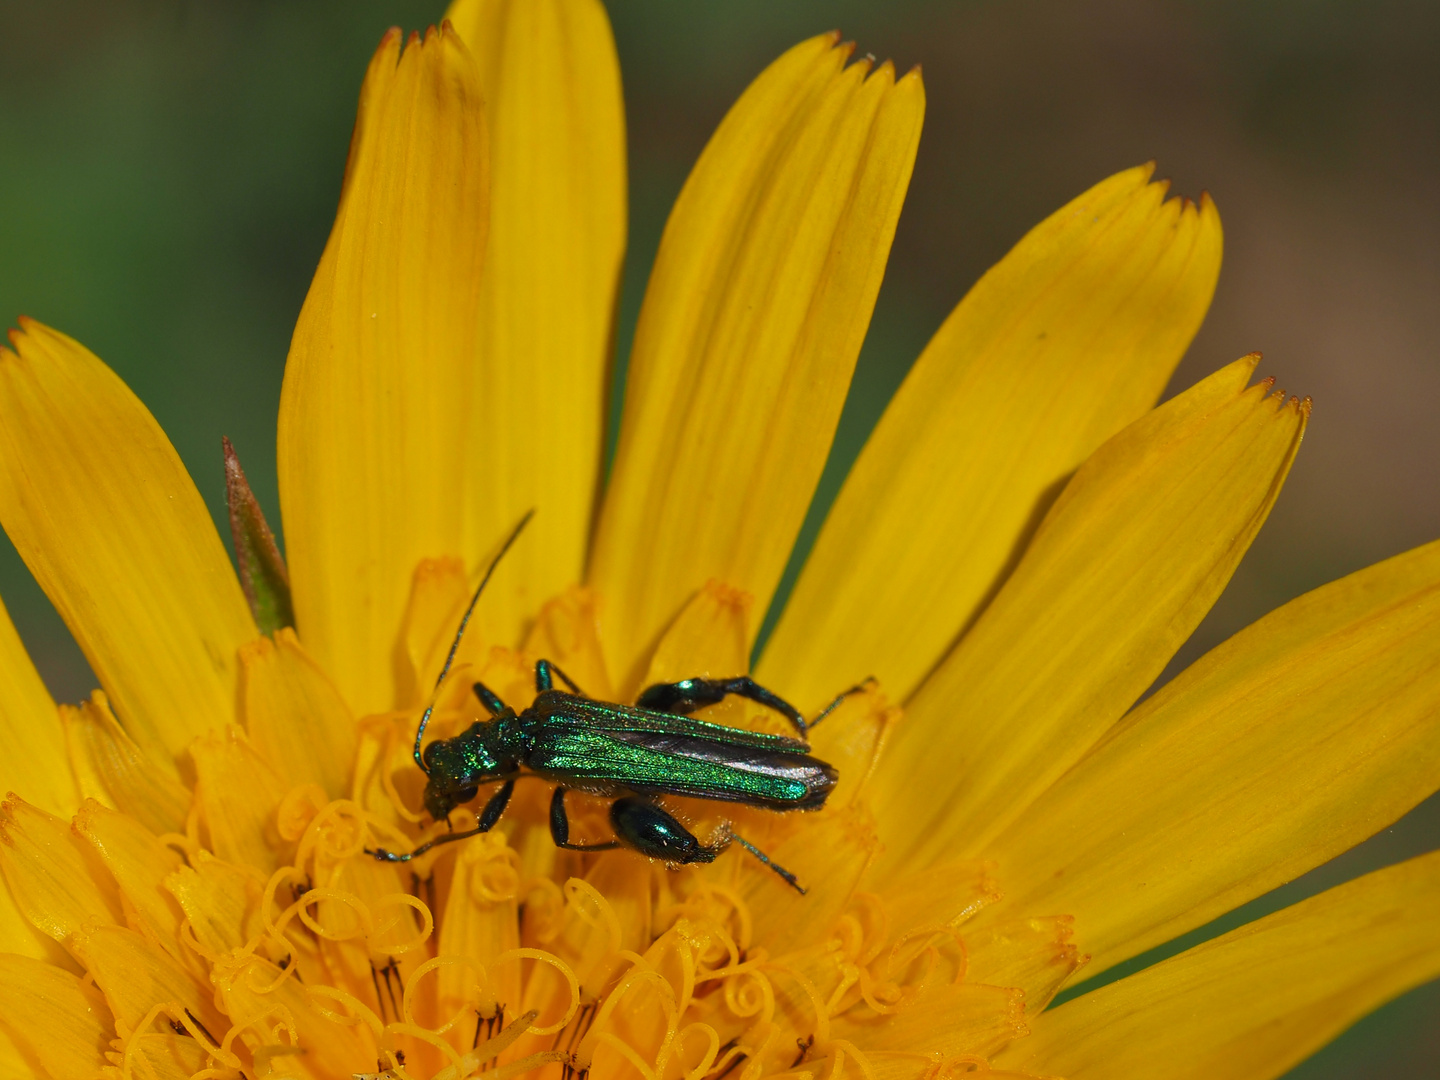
left=223, top=436, right=293, bottom=634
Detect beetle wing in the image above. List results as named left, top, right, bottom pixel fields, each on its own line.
left=523, top=724, right=836, bottom=809
left=535, top=692, right=813, bottom=753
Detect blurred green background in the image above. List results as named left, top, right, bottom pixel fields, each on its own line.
left=1, top=0, right=1437, bottom=1074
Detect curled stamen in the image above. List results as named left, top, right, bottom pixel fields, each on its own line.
left=403, top=954, right=495, bottom=1033
left=491, top=948, right=580, bottom=1035
left=371, top=893, right=434, bottom=955
left=826, top=1040, right=878, bottom=1080
left=459, top=833, right=521, bottom=902
left=177, top=918, right=218, bottom=964
left=295, top=888, right=375, bottom=941
left=242, top=954, right=301, bottom=996
left=593, top=1032, right=657, bottom=1080
left=375, top=719, right=430, bottom=825
left=564, top=878, right=623, bottom=958
left=120, top=1001, right=242, bottom=1080
left=682, top=884, right=753, bottom=953
left=219, top=1003, right=299, bottom=1061
left=256, top=865, right=308, bottom=950
left=845, top=894, right=891, bottom=967
left=481, top=1050, right=571, bottom=1080
left=574, top=958, right=676, bottom=1070
left=519, top=876, right=567, bottom=944
left=646, top=929, right=699, bottom=1016
left=276, top=783, right=330, bottom=843
left=765, top=963, right=831, bottom=1046
left=855, top=964, right=905, bottom=1015
left=296, top=799, right=380, bottom=874
left=883, top=925, right=968, bottom=992
left=720, top=966, right=775, bottom=1021
left=427, top=1010, right=564, bottom=1080
left=307, top=985, right=385, bottom=1040
left=247, top=1044, right=304, bottom=1077
left=674, top=1022, right=721, bottom=1080
left=382, top=1021, right=462, bottom=1066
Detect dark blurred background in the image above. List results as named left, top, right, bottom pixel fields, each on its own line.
left=1, top=0, right=1436, bottom=1074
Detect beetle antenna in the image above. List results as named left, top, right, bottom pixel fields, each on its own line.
left=412, top=509, right=535, bottom=771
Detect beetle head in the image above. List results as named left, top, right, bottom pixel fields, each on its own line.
left=421, top=727, right=506, bottom=821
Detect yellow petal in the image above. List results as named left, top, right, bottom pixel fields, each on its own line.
left=965, top=916, right=1088, bottom=1015
left=741, top=805, right=875, bottom=951
left=124, top=1034, right=207, bottom=1080
left=995, top=850, right=1440, bottom=1080
left=0, top=795, right=122, bottom=947
left=239, top=628, right=358, bottom=800
left=590, top=35, right=924, bottom=693
left=522, top=586, right=614, bottom=702
left=438, top=831, right=521, bottom=1024
left=278, top=25, right=489, bottom=715
left=871, top=356, right=1306, bottom=871
left=0, top=321, right=256, bottom=767
left=59, top=691, right=190, bottom=837
left=548, top=852, right=653, bottom=999
left=0, top=595, right=74, bottom=818
left=397, top=555, right=479, bottom=708
left=210, top=949, right=371, bottom=1079
left=0, top=953, right=113, bottom=1080
left=0, top=889, right=67, bottom=966
left=163, top=851, right=261, bottom=957
left=74, top=800, right=185, bottom=962
left=867, top=1054, right=1041, bottom=1080
left=758, top=167, right=1222, bottom=707
left=871, top=860, right=1001, bottom=935
left=829, top=981, right=1026, bottom=1060
left=641, top=580, right=752, bottom=689
left=445, top=0, right=627, bottom=645
left=190, top=727, right=288, bottom=873
left=985, top=537, right=1440, bottom=978
left=805, top=685, right=900, bottom=809
left=69, top=923, right=223, bottom=1039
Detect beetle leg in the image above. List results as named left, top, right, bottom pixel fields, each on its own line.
left=606, top=799, right=806, bottom=893
left=472, top=682, right=508, bottom=717
left=807, top=677, right=877, bottom=730
left=368, top=779, right=516, bottom=863
left=723, top=830, right=806, bottom=894
left=549, top=788, right=621, bottom=852
left=635, top=676, right=808, bottom=736
left=476, top=778, right=516, bottom=831
left=609, top=797, right=716, bottom=864
left=636, top=675, right=879, bottom=735
left=534, top=659, right=587, bottom=697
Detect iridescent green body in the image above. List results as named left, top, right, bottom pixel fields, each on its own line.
left=376, top=660, right=848, bottom=892
left=426, top=687, right=837, bottom=815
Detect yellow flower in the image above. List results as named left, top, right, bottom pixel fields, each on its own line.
left=0, top=6, right=1436, bottom=1080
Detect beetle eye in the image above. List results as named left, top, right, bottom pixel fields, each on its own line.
left=423, top=785, right=453, bottom=822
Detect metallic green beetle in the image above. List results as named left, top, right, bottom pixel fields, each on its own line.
left=368, top=513, right=856, bottom=893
